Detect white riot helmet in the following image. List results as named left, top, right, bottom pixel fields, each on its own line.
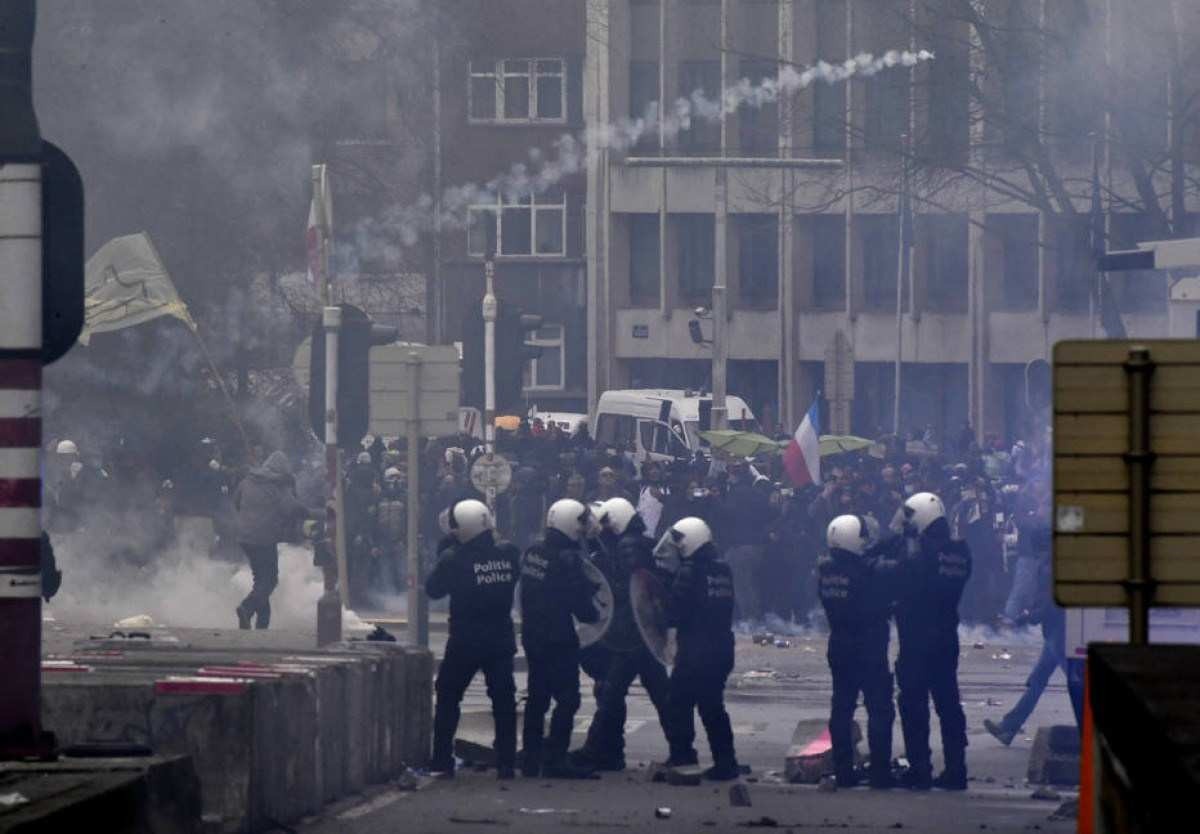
left=903, top=492, right=946, bottom=535
left=547, top=498, right=591, bottom=542
left=597, top=497, right=637, bottom=536
left=356, top=451, right=372, bottom=465
left=55, top=439, right=78, bottom=455
left=654, top=517, right=713, bottom=568
left=383, top=467, right=402, bottom=482
left=448, top=499, right=492, bottom=543
left=827, top=514, right=870, bottom=556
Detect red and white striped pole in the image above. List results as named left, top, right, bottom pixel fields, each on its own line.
left=0, top=0, right=49, bottom=757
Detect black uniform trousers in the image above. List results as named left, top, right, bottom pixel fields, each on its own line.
left=666, top=665, right=736, bottom=766
left=584, top=646, right=671, bottom=761
left=522, top=644, right=582, bottom=762
left=896, top=637, right=967, bottom=774
left=238, top=543, right=279, bottom=629
left=433, top=638, right=517, bottom=771
left=828, top=640, right=894, bottom=779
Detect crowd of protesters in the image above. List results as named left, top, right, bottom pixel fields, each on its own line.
left=42, top=411, right=1053, bottom=630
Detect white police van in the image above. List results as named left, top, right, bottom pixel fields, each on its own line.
left=592, top=389, right=758, bottom=464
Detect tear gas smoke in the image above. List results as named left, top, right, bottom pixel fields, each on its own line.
left=352, top=49, right=935, bottom=253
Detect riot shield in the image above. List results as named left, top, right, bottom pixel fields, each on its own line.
left=577, top=558, right=614, bottom=648
left=630, top=567, right=676, bottom=667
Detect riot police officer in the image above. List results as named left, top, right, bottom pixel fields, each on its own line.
left=657, top=517, right=740, bottom=780
left=819, top=514, right=896, bottom=789
left=426, top=500, right=519, bottom=779
left=519, top=499, right=600, bottom=778
left=574, top=498, right=672, bottom=772
left=892, top=492, right=972, bottom=790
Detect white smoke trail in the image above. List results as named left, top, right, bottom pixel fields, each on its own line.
left=349, top=49, right=933, bottom=255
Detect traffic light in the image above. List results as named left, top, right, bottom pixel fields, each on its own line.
left=308, top=304, right=399, bottom=447
left=491, top=306, right=543, bottom=412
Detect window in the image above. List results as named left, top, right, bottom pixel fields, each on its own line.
left=467, top=189, right=566, bottom=257
left=738, top=60, right=778, bottom=156
left=993, top=214, right=1038, bottom=311
left=813, top=0, right=847, bottom=156
left=468, top=59, right=566, bottom=124
left=1110, top=213, right=1167, bottom=313
left=811, top=214, right=846, bottom=310
left=678, top=61, right=721, bottom=153
left=630, top=61, right=659, bottom=153
left=737, top=215, right=778, bottom=306
left=629, top=214, right=661, bottom=306
left=861, top=214, right=905, bottom=311
left=595, top=413, right=636, bottom=447
left=677, top=214, right=715, bottom=303
left=998, top=0, right=1039, bottom=155
left=1052, top=216, right=1090, bottom=313
left=1045, top=0, right=1102, bottom=151
left=639, top=420, right=689, bottom=457
left=864, top=5, right=909, bottom=151
left=924, top=28, right=969, bottom=161
left=924, top=214, right=968, bottom=312
left=524, top=324, right=565, bottom=390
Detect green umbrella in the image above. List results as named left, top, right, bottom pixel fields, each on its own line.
left=817, top=435, right=875, bottom=457
left=699, top=429, right=784, bottom=458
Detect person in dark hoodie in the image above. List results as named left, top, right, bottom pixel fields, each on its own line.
left=232, top=451, right=314, bottom=629
left=426, top=499, right=520, bottom=779
left=573, top=497, right=671, bottom=772
left=519, top=498, right=600, bottom=779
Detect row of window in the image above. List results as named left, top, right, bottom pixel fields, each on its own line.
left=626, top=213, right=1170, bottom=314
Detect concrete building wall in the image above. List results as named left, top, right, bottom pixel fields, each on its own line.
left=585, top=0, right=1190, bottom=443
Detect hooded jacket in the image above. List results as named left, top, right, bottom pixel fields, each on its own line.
left=233, top=452, right=310, bottom=546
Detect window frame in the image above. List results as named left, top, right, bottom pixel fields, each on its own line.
left=524, top=323, right=566, bottom=392
left=467, top=191, right=568, bottom=259
left=467, top=58, right=568, bottom=125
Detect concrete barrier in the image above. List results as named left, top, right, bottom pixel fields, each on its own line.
left=41, top=632, right=432, bottom=833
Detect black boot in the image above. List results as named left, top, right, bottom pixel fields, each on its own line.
left=899, top=764, right=932, bottom=791
left=236, top=603, right=252, bottom=630
left=704, top=759, right=741, bottom=781
left=521, top=748, right=542, bottom=778
left=542, top=753, right=598, bottom=779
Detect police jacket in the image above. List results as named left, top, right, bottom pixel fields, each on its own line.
left=817, top=546, right=892, bottom=655
left=519, top=529, right=599, bottom=651
left=891, top=524, right=972, bottom=647
left=667, top=543, right=735, bottom=672
left=425, top=529, right=518, bottom=652
left=593, top=519, right=656, bottom=653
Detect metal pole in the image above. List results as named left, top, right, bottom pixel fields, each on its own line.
left=405, top=351, right=428, bottom=647
left=323, top=306, right=350, bottom=617
left=1124, top=346, right=1155, bottom=645
left=712, top=169, right=729, bottom=429
left=0, top=0, right=53, bottom=760
left=483, top=260, right=498, bottom=461
left=893, top=138, right=909, bottom=436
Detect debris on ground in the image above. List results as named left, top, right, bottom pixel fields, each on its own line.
left=1030, top=786, right=1061, bottom=801
left=394, top=767, right=423, bottom=791
left=114, top=614, right=155, bottom=628
left=817, top=775, right=837, bottom=792
left=773, top=639, right=791, bottom=649
left=991, top=650, right=1013, bottom=661
left=986, top=698, right=1003, bottom=706
left=737, top=816, right=779, bottom=828
left=667, top=766, right=703, bottom=786
left=519, top=808, right=580, bottom=814
left=0, top=793, right=29, bottom=807
left=448, top=818, right=507, bottom=826
left=785, top=719, right=861, bottom=784
left=729, top=783, right=753, bottom=807
left=742, top=669, right=777, bottom=681
left=654, top=807, right=672, bottom=819
left=1049, top=799, right=1079, bottom=821
left=752, top=633, right=775, bottom=646
left=973, top=640, right=986, bottom=649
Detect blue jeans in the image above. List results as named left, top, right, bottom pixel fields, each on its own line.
left=1003, top=557, right=1040, bottom=622
left=999, top=617, right=1066, bottom=734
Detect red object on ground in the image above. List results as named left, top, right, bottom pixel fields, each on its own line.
left=154, top=677, right=251, bottom=696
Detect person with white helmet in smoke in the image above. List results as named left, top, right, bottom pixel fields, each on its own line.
left=518, top=498, right=601, bottom=779
left=572, top=497, right=671, bottom=772
left=425, top=499, right=520, bottom=779
left=818, top=514, right=896, bottom=789
left=654, top=517, right=741, bottom=781
left=888, top=491, right=973, bottom=791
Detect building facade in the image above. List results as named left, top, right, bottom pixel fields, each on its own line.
left=583, top=0, right=1198, bottom=444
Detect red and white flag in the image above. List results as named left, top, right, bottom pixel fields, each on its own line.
left=306, top=164, right=332, bottom=290
left=783, top=397, right=822, bottom=488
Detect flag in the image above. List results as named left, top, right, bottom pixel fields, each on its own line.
left=307, top=163, right=333, bottom=290
left=1090, top=141, right=1126, bottom=338
left=783, top=397, right=822, bottom=488
left=79, top=233, right=196, bottom=345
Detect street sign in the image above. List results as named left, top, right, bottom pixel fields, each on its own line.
left=470, top=452, right=512, bottom=495
left=1053, top=341, right=1200, bottom=637
left=294, top=340, right=459, bottom=438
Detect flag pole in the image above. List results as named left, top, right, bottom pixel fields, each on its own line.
left=892, top=135, right=910, bottom=437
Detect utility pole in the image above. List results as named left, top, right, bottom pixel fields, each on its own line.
left=893, top=135, right=910, bottom=437
left=711, top=0, right=730, bottom=430
left=0, top=0, right=54, bottom=759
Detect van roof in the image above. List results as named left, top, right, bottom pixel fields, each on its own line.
left=598, top=389, right=754, bottom=420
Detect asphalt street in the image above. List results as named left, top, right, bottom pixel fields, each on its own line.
left=300, top=624, right=1079, bottom=834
